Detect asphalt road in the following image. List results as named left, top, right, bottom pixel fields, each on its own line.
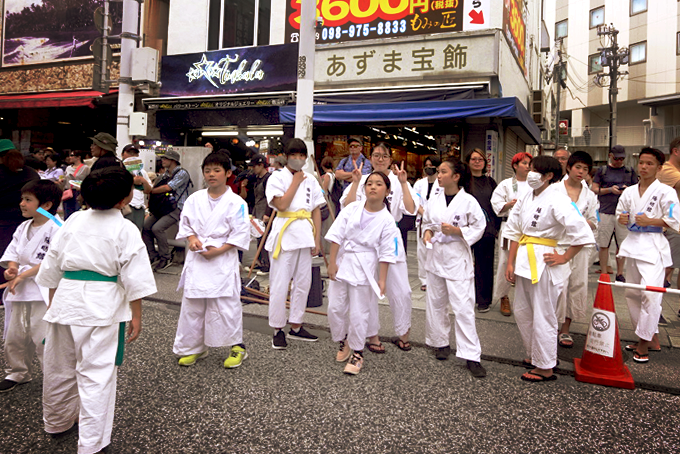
left=1, top=302, right=680, bottom=454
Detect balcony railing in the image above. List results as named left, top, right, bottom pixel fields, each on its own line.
left=559, top=126, right=680, bottom=151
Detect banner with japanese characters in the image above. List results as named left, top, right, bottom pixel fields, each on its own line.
left=315, top=34, right=496, bottom=85
left=502, top=0, right=526, bottom=76
left=286, top=0, right=490, bottom=45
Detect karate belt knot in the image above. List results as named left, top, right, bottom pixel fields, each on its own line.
left=519, top=235, right=557, bottom=284
left=273, top=210, right=314, bottom=259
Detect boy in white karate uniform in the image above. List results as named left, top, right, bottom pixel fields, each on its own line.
left=36, top=167, right=157, bottom=454
left=505, top=156, right=595, bottom=382
left=173, top=152, right=251, bottom=368
left=616, top=147, right=680, bottom=363
left=555, top=151, right=598, bottom=348
left=490, top=152, right=532, bottom=316
left=422, top=160, right=487, bottom=378
left=265, top=138, right=325, bottom=349
left=341, top=142, right=418, bottom=352
left=0, top=180, right=62, bottom=393
left=326, top=171, right=399, bottom=374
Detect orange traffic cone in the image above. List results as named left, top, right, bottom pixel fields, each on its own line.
left=573, top=274, right=635, bottom=389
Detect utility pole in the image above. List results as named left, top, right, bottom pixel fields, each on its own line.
left=294, top=0, right=317, bottom=174
left=552, top=39, right=566, bottom=150
left=595, top=25, right=629, bottom=150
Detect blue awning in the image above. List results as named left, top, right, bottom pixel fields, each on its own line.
left=279, top=97, right=541, bottom=145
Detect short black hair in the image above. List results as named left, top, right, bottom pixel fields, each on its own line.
left=285, top=138, right=308, bottom=156
left=45, top=153, right=61, bottom=166
left=122, top=144, right=139, bottom=155
left=424, top=156, right=441, bottom=167
left=639, top=147, right=665, bottom=165
left=202, top=152, right=232, bottom=172
left=81, top=167, right=133, bottom=210
left=441, top=159, right=472, bottom=193
left=21, top=180, right=63, bottom=215
left=567, top=151, right=593, bottom=172
left=531, top=155, right=563, bottom=184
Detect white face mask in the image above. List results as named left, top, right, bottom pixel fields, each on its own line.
left=288, top=158, right=306, bottom=172
left=527, top=171, right=545, bottom=189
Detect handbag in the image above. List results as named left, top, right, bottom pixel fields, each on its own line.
left=61, top=188, right=74, bottom=201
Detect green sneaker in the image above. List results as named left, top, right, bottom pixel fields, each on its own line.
left=224, top=345, right=248, bottom=368
left=178, top=351, right=208, bottom=366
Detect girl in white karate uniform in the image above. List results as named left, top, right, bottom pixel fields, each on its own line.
left=422, top=160, right=487, bottom=378
left=554, top=151, right=598, bottom=349
left=326, top=171, right=400, bottom=375
left=413, top=156, right=440, bottom=291
left=490, top=152, right=532, bottom=316
left=340, top=142, right=418, bottom=352
left=173, top=152, right=251, bottom=368
left=505, top=156, right=595, bottom=382
left=616, top=148, right=680, bottom=362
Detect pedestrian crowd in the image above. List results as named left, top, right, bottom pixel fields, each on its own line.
left=1, top=133, right=679, bottom=453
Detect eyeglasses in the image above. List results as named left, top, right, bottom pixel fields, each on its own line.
left=371, top=154, right=391, bottom=160
left=469, top=158, right=485, bottom=163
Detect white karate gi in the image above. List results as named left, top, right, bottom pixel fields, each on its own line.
left=422, top=188, right=486, bottom=361
left=504, top=185, right=595, bottom=369
left=0, top=217, right=60, bottom=382
left=554, top=179, right=599, bottom=323
left=616, top=180, right=680, bottom=341
left=173, top=189, right=251, bottom=355
left=36, top=209, right=156, bottom=454
left=490, top=176, right=530, bottom=304
left=325, top=201, right=400, bottom=351
left=340, top=172, right=418, bottom=337
left=265, top=167, right=326, bottom=329
left=413, top=177, right=440, bottom=286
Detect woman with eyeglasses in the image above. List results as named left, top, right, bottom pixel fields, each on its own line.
left=413, top=156, right=441, bottom=291
left=340, top=142, right=417, bottom=353
left=465, top=148, right=500, bottom=313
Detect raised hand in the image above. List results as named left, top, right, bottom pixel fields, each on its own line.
left=351, top=160, right=364, bottom=184
left=392, top=161, right=408, bottom=184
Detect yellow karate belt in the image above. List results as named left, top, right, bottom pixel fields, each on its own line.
left=519, top=235, right=558, bottom=284
left=272, top=210, right=315, bottom=260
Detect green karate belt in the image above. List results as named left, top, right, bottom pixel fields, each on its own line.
left=62, top=270, right=125, bottom=365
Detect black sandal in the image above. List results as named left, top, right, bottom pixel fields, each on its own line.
left=366, top=342, right=385, bottom=354
left=393, top=338, right=412, bottom=351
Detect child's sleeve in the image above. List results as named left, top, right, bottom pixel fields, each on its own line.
left=0, top=223, right=23, bottom=268
left=615, top=189, right=632, bottom=219
left=377, top=220, right=400, bottom=264
left=422, top=196, right=435, bottom=233
left=460, top=198, right=487, bottom=248
left=585, top=191, right=599, bottom=228
left=503, top=194, right=524, bottom=242
left=396, top=182, right=419, bottom=217
left=324, top=205, right=350, bottom=245
left=34, top=228, right=65, bottom=289
left=226, top=200, right=251, bottom=251
left=176, top=195, right=197, bottom=241
left=661, top=188, right=680, bottom=232
left=490, top=181, right=509, bottom=217
left=555, top=196, right=596, bottom=247
left=311, top=177, right=327, bottom=210
left=265, top=172, right=285, bottom=208
left=119, top=233, right=157, bottom=302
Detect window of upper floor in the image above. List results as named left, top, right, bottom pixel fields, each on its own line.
left=590, top=7, right=605, bottom=29
left=631, top=0, right=647, bottom=15
left=630, top=41, right=647, bottom=64
left=207, top=0, right=271, bottom=51
left=556, top=20, right=568, bottom=39
left=588, top=53, right=603, bottom=74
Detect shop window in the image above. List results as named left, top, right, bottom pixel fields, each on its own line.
left=590, top=7, right=604, bottom=29
left=631, top=0, right=647, bottom=15
left=208, top=0, right=271, bottom=50
left=588, top=53, right=602, bottom=74
left=555, top=20, right=568, bottom=39
left=630, top=41, right=647, bottom=64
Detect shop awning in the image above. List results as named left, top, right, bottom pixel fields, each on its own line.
left=0, top=90, right=115, bottom=109
left=279, top=97, right=542, bottom=144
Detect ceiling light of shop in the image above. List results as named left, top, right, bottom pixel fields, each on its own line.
left=247, top=130, right=283, bottom=136
left=202, top=131, right=239, bottom=137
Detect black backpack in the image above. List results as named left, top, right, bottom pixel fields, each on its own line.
left=328, top=175, right=344, bottom=215
left=148, top=168, right=192, bottom=218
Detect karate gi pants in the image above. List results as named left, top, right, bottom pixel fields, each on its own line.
left=327, top=280, right=376, bottom=352
left=416, top=231, right=427, bottom=286
left=43, top=322, right=120, bottom=454
left=367, top=260, right=412, bottom=338
left=268, top=248, right=312, bottom=329
left=625, top=258, right=663, bottom=342
left=425, top=274, right=481, bottom=362
left=173, top=295, right=243, bottom=355
left=4, top=300, right=46, bottom=383
left=514, top=271, right=564, bottom=370
left=556, top=249, right=591, bottom=323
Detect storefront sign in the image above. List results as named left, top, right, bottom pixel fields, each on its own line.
left=147, top=98, right=289, bottom=111
left=485, top=130, right=498, bottom=180
left=286, top=0, right=491, bottom=44
left=502, top=0, right=526, bottom=76
left=315, top=34, right=496, bottom=85
left=160, top=44, right=298, bottom=97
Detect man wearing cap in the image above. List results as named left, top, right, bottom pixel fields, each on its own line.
left=89, top=132, right=123, bottom=171
left=141, top=150, right=192, bottom=271
left=334, top=137, right=372, bottom=190
left=591, top=145, right=638, bottom=281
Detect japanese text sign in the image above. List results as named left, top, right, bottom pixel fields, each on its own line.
left=286, top=0, right=490, bottom=44
left=502, top=0, right=526, bottom=76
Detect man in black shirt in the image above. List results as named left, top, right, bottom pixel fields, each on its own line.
left=89, top=132, right=122, bottom=171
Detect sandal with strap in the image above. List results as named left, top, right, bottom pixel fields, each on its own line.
left=366, top=342, right=385, bottom=354
left=393, top=338, right=412, bottom=351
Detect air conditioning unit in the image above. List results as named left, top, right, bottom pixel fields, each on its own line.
left=530, top=90, right=545, bottom=128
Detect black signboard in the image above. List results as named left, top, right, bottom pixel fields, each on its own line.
left=285, top=0, right=463, bottom=44
left=160, top=43, right=299, bottom=97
